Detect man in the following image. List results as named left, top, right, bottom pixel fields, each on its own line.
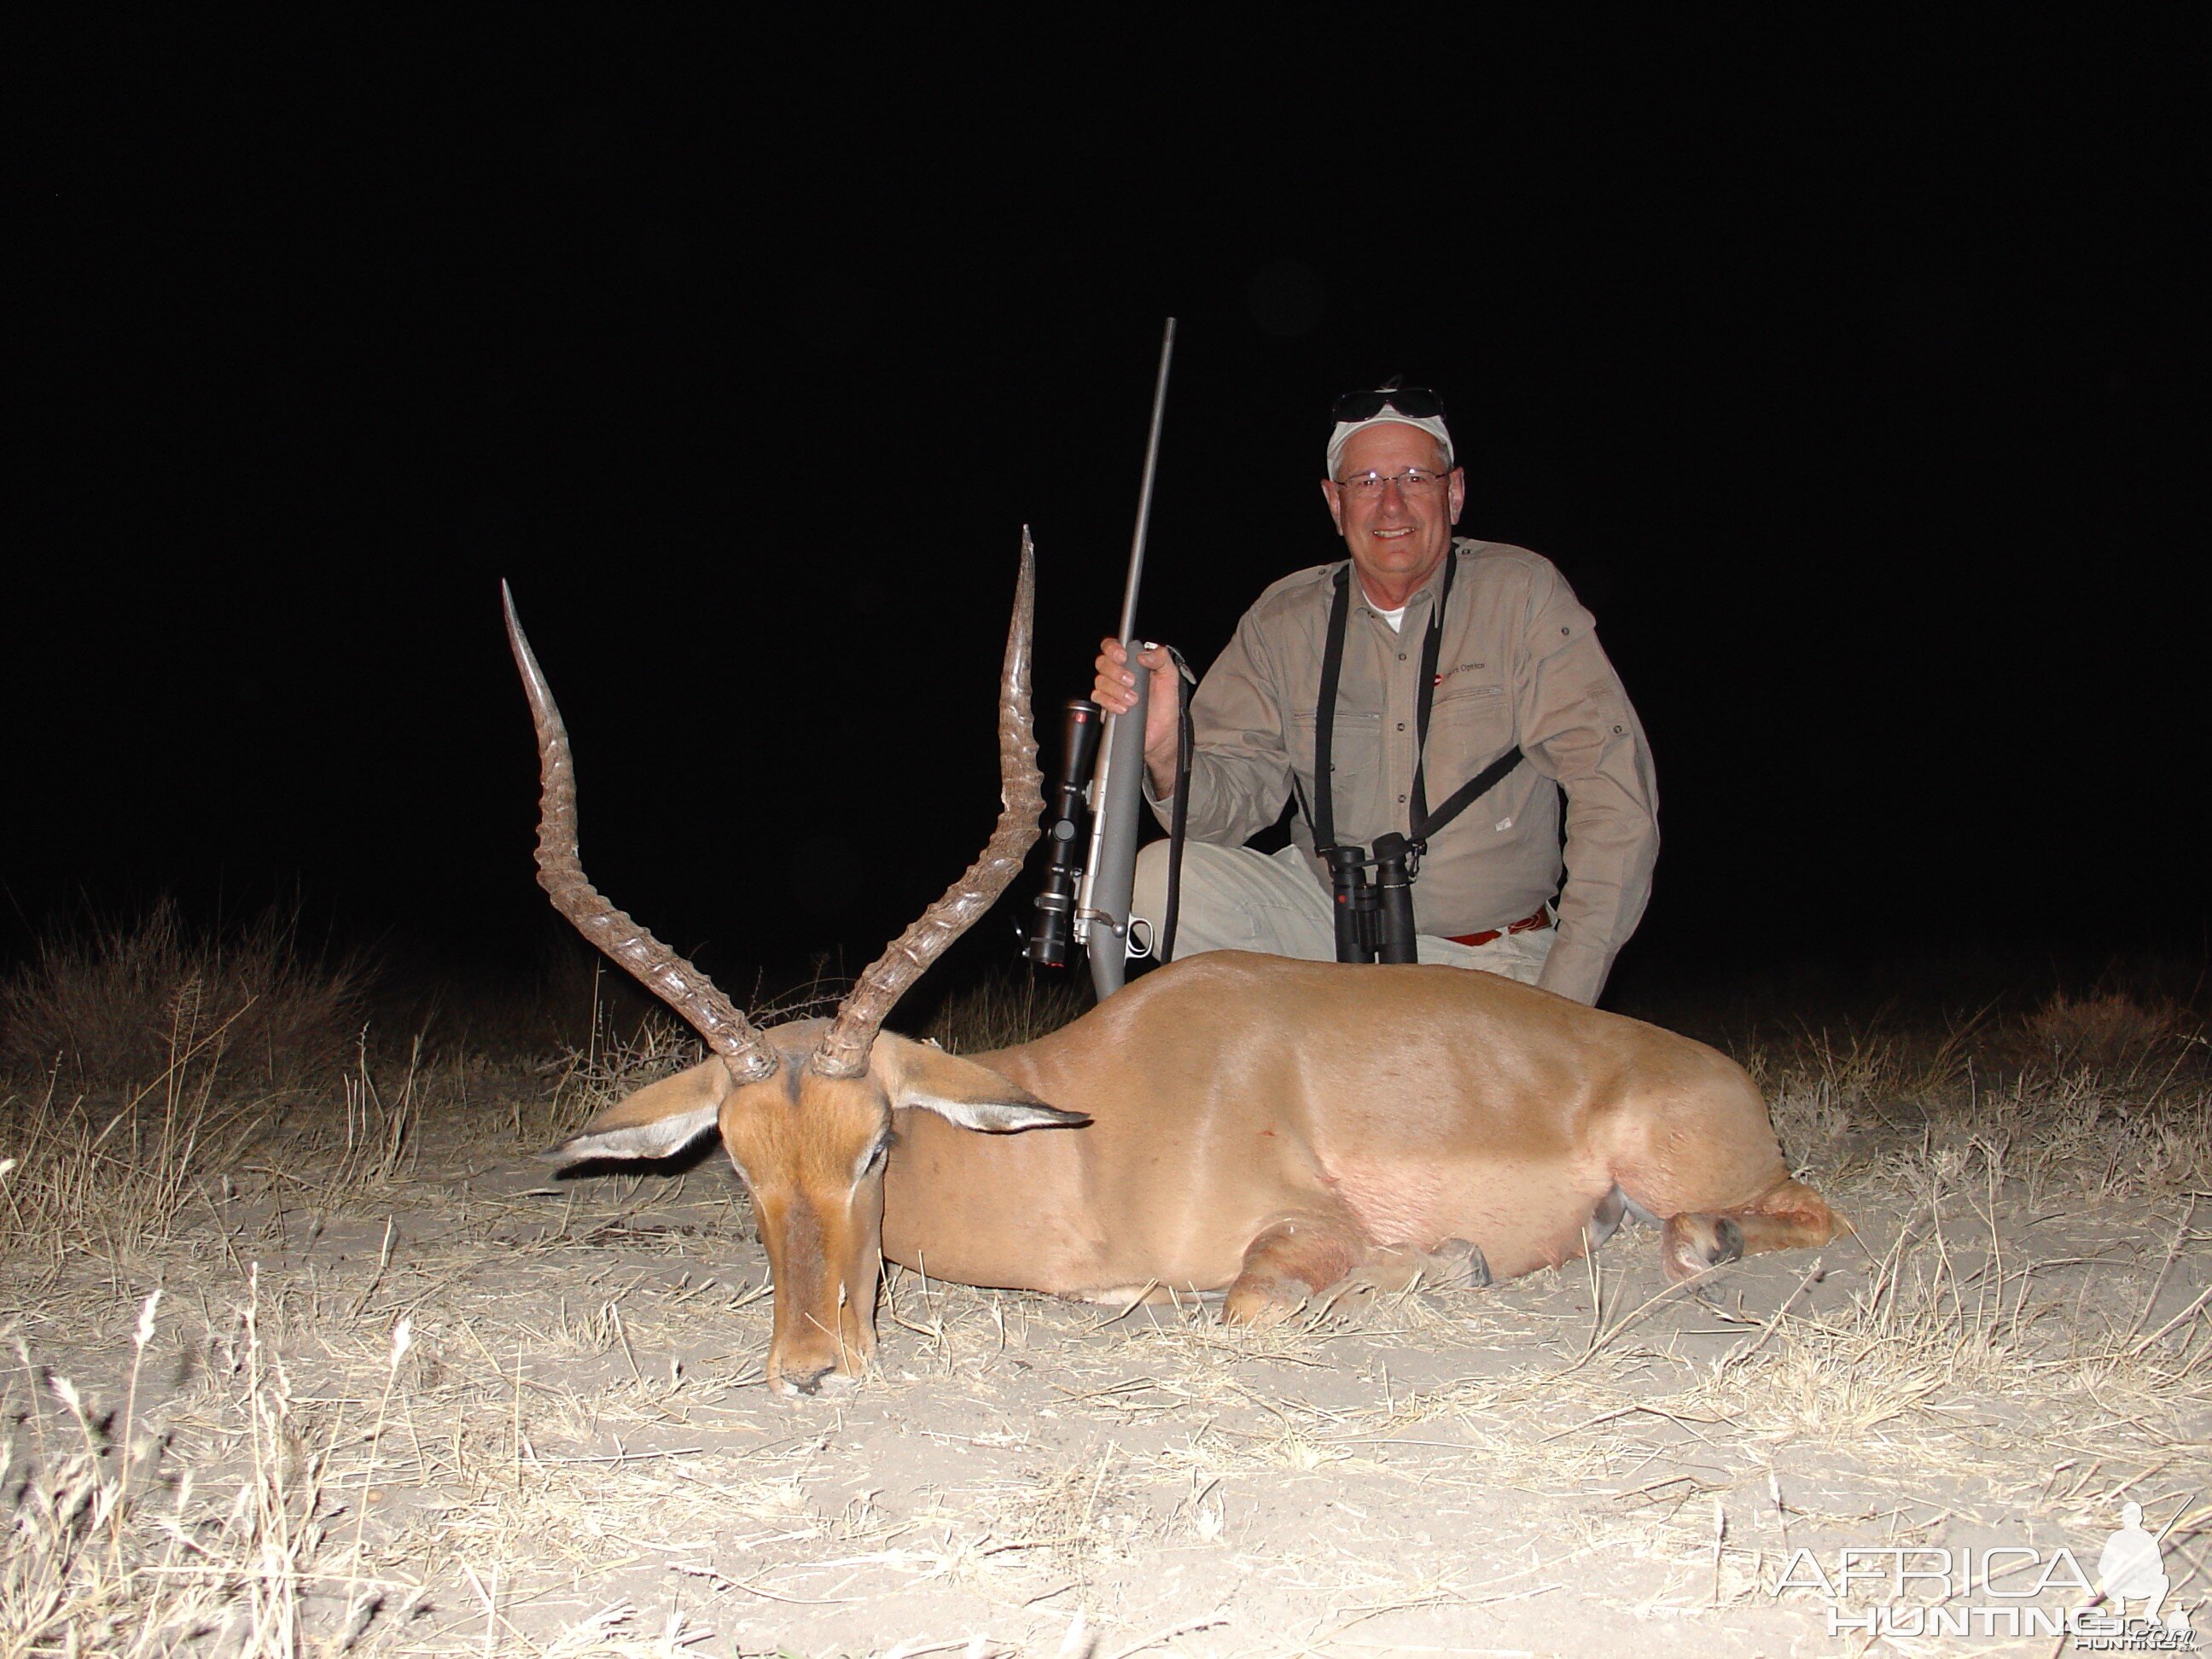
left=1093, top=385, right=1657, bottom=1004
left=2098, top=1502, right=2187, bottom=1632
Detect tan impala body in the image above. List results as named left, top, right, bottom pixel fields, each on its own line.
left=509, top=539, right=1839, bottom=1398
left=888, top=953, right=1819, bottom=1296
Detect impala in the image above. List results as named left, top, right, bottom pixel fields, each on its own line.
left=509, top=538, right=1842, bottom=1398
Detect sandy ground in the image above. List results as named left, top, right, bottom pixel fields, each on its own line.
left=4, top=1009, right=2209, bottom=1656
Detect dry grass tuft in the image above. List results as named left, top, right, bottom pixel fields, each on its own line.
left=1, top=1279, right=372, bottom=1659
left=526, top=1012, right=706, bottom=1149
left=923, top=973, right=1090, bottom=1056
left=0, top=1024, right=447, bottom=1266
left=2021, top=987, right=2194, bottom=1070
left=0, top=899, right=370, bottom=1096
left=0, top=1071, right=270, bottom=1266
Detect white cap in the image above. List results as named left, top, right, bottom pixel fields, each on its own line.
left=1326, top=403, right=1455, bottom=479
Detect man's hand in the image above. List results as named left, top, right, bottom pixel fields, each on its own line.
left=1093, top=637, right=1181, bottom=799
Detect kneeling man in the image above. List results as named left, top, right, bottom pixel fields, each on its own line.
left=1094, top=384, right=1658, bottom=1005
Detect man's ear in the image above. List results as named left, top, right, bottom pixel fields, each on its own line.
left=872, top=1033, right=1091, bottom=1134
left=538, top=1056, right=735, bottom=1166
left=1320, top=476, right=1346, bottom=535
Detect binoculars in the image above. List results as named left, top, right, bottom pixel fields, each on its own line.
left=1321, top=834, right=1420, bottom=964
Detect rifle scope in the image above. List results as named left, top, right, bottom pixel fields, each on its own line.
left=1025, top=697, right=1104, bottom=968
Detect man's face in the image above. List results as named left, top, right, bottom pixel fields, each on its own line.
left=1320, top=422, right=1464, bottom=601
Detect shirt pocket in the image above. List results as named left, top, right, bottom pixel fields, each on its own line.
left=1422, top=682, right=1516, bottom=793
left=1289, top=707, right=1383, bottom=792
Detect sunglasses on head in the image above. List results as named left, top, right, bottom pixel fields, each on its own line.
left=1331, top=385, right=1447, bottom=424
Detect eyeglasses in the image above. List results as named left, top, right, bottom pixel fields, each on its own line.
left=1331, top=385, right=1447, bottom=424
left=1335, top=466, right=1452, bottom=496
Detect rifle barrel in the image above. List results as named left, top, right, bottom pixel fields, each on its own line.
left=1072, top=316, right=1177, bottom=995
left=1115, top=317, right=1177, bottom=643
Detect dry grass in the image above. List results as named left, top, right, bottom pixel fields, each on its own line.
left=0, top=1276, right=387, bottom=1659
left=0, top=899, right=370, bottom=1096
left=2, top=948, right=2208, bottom=1654
left=921, top=975, right=1090, bottom=1057
left=2022, top=985, right=2198, bottom=1070
left=0, top=1033, right=444, bottom=1276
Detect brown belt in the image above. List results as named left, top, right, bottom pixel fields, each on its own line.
left=1445, top=905, right=1553, bottom=949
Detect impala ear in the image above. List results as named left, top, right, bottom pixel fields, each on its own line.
left=538, top=1056, right=736, bottom=1167
left=874, top=1033, right=1091, bottom=1135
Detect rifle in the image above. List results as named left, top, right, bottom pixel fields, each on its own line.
left=1027, top=317, right=1176, bottom=998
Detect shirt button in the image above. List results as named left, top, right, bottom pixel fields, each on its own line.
left=1397, top=652, right=1407, bottom=661
left=1396, top=721, right=1406, bottom=731
left=1398, top=794, right=1407, bottom=804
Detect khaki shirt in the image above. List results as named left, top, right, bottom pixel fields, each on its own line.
left=1151, top=538, right=1658, bottom=1004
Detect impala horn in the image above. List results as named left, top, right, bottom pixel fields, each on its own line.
left=504, top=581, right=783, bottom=1083
left=810, top=533, right=1043, bottom=1080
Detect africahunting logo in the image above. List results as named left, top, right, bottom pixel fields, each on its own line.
left=1773, top=1499, right=2198, bottom=1645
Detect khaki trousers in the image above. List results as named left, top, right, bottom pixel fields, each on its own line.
left=1130, top=841, right=1556, bottom=986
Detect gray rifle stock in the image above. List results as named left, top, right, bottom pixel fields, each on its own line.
left=1079, top=667, right=1150, bottom=997
left=1074, top=317, right=1175, bottom=998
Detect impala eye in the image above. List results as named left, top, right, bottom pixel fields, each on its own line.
left=859, top=1135, right=892, bottom=1178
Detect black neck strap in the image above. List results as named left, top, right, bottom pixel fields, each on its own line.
left=1407, top=547, right=1459, bottom=839
left=1311, top=548, right=1521, bottom=853
left=1311, top=566, right=1353, bottom=852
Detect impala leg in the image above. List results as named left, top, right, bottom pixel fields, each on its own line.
left=1313, top=1238, right=1490, bottom=1318
left=1660, top=1179, right=1843, bottom=1284
left=1223, top=1216, right=1367, bottom=1325
left=1589, top=1184, right=1660, bottom=1251
left=1225, top=1218, right=1490, bottom=1324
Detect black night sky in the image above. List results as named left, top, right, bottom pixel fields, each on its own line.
left=7, top=22, right=2206, bottom=1013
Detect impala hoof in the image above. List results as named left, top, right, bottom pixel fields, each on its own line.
left=1222, top=1278, right=1308, bottom=1327
left=1662, top=1214, right=1748, bottom=1282
left=774, top=1365, right=859, bottom=1400
left=1429, top=1238, right=1491, bottom=1290
left=1714, top=1217, right=1745, bottom=1261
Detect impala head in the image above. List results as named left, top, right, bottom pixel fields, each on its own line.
left=508, top=537, right=1084, bottom=1398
